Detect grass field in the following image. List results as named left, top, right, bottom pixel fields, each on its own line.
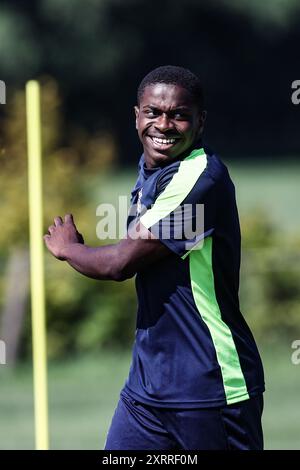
left=228, top=159, right=300, bottom=235
left=0, top=344, right=299, bottom=450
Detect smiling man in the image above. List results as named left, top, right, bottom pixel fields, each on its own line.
left=44, top=65, right=265, bottom=450
left=135, top=79, right=205, bottom=166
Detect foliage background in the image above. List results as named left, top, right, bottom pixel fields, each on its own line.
left=0, top=0, right=299, bottom=450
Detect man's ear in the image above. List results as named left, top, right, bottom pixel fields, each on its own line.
left=134, top=105, right=139, bottom=130
left=198, top=110, right=207, bottom=136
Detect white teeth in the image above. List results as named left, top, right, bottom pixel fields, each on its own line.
left=152, top=137, right=176, bottom=145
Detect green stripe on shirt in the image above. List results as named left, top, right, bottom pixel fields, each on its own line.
left=140, top=148, right=206, bottom=229
left=189, top=236, right=250, bottom=404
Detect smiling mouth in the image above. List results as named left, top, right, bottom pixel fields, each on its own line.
left=148, top=136, right=180, bottom=149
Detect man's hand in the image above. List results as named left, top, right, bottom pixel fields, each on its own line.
left=44, top=214, right=84, bottom=260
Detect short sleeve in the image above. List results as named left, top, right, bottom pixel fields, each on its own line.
left=130, top=154, right=145, bottom=203
left=140, top=151, right=217, bottom=258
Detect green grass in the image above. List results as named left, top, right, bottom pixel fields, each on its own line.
left=228, top=159, right=300, bottom=235
left=0, top=350, right=132, bottom=450
left=261, top=342, right=300, bottom=449
left=0, top=345, right=299, bottom=450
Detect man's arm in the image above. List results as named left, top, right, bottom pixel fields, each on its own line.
left=44, top=214, right=170, bottom=281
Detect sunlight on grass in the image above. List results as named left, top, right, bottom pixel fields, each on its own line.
left=0, top=346, right=299, bottom=449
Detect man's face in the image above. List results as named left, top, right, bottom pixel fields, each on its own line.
left=135, top=83, right=206, bottom=168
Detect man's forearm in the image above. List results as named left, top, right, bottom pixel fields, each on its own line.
left=61, top=243, right=125, bottom=281
left=44, top=217, right=168, bottom=281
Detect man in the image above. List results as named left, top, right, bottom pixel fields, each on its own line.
left=44, top=65, right=265, bottom=450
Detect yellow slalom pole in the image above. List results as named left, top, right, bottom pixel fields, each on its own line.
left=26, top=80, right=49, bottom=450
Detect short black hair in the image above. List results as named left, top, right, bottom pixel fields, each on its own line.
left=137, top=65, right=204, bottom=111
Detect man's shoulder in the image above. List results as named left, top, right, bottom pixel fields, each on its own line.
left=154, top=159, right=182, bottom=195
left=204, top=148, right=230, bottom=184
left=153, top=148, right=225, bottom=196
left=147, top=147, right=232, bottom=199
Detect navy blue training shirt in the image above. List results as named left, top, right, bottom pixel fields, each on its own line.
left=122, top=145, right=265, bottom=408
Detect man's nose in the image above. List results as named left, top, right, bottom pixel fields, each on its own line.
left=155, top=113, right=174, bottom=132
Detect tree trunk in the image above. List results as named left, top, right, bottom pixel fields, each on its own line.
left=0, top=249, right=29, bottom=365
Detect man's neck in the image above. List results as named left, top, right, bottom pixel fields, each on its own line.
left=144, top=138, right=203, bottom=169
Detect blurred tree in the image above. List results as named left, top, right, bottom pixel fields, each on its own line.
left=0, top=77, right=136, bottom=362
left=218, top=0, right=300, bottom=28
left=0, top=0, right=299, bottom=361
left=0, top=5, right=41, bottom=82
left=240, top=211, right=300, bottom=344
left=0, top=249, right=29, bottom=364
left=0, top=80, right=299, bottom=359
left=0, top=0, right=299, bottom=159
